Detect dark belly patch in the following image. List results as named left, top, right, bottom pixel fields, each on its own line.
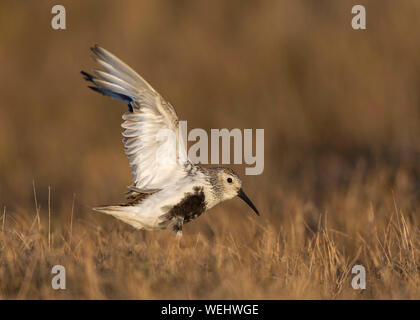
left=159, top=186, right=206, bottom=226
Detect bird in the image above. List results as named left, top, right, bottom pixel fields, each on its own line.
left=81, top=45, right=260, bottom=237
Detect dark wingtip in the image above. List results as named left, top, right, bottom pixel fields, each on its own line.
left=81, top=70, right=95, bottom=83
left=90, top=44, right=101, bottom=55
left=87, top=86, right=103, bottom=94
left=86, top=86, right=134, bottom=112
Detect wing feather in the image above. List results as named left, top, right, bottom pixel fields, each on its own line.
left=82, top=45, right=189, bottom=191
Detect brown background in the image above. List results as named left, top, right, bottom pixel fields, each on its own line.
left=0, top=0, right=419, bottom=299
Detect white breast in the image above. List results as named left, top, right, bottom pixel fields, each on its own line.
left=119, top=173, right=212, bottom=229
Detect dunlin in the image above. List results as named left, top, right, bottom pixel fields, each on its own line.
left=81, top=45, right=259, bottom=237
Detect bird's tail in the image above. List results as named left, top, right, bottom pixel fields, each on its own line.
left=93, top=205, right=157, bottom=230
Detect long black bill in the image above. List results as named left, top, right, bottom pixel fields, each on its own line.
left=237, top=188, right=260, bottom=216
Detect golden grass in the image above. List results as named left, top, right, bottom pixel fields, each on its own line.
left=0, top=163, right=419, bottom=299
left=0, top=0, right=420, bottom=299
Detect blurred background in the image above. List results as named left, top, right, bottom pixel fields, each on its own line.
left=1, top=0, right=419, bottom=217
left=0, top=0, right=419, bottom=299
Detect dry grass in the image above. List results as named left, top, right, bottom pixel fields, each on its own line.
left=0, top=0, right=420, bottom=299
left=1, top=164, right=419, bottom=299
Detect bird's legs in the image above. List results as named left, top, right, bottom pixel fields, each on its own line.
left=172, top=216, right=184, bottom=239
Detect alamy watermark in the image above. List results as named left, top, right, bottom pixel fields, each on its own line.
left=351, top=5, right=366, bottom=30
left=51, top=265, right=66, bottom=290
left=351, top=265, right=366, bottom=290
left=51, top=5, right=66, bottom=30
left=155, top=121, right=264, bottom=175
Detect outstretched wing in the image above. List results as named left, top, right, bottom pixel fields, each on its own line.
left=82, top=45, right=188, bottom=192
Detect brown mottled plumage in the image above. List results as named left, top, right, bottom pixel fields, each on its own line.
left=82, top=45, right=260, bottom=237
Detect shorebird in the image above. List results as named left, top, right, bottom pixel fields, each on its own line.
left=81, top=45, right=260, bottom=237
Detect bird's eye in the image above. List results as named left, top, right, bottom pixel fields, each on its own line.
left=227, top=178, right=233, bottom=183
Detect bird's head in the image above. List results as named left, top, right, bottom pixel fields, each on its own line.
left=211, top=167, right=260, bottom=216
